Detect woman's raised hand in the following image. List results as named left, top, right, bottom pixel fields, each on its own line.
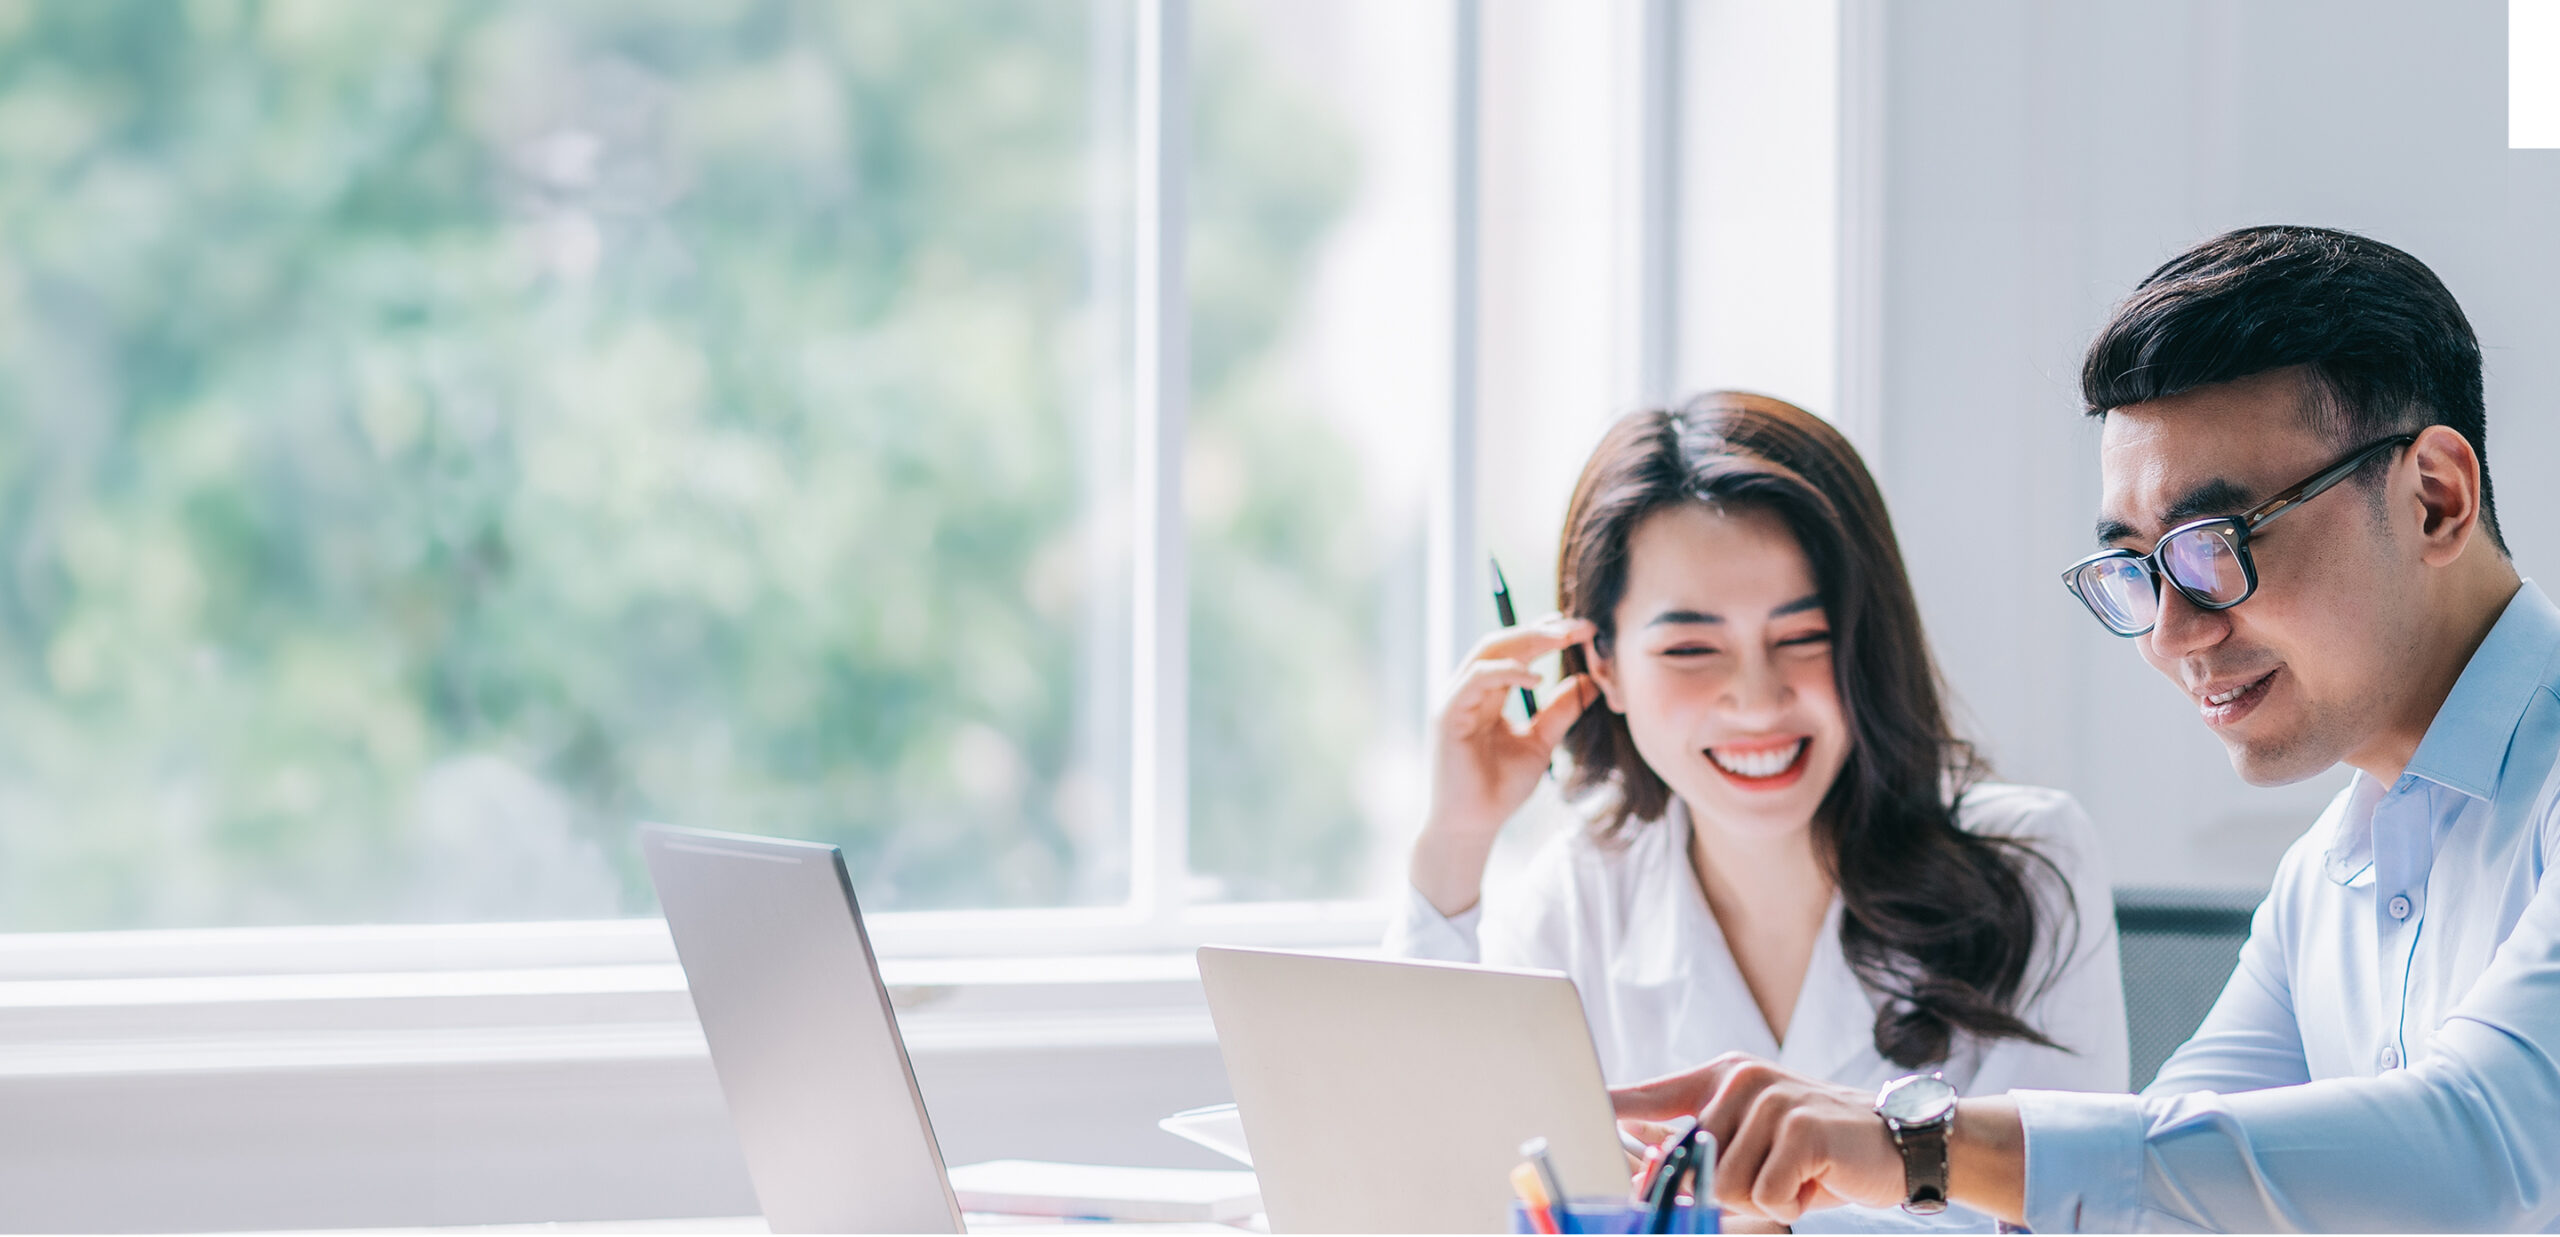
left=1410, top=616, right=1599, bottom=917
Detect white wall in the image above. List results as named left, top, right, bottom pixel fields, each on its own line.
left=1677, top=0, right=1842, bottom=422
left=1866, top=0, right=2560, bottom=890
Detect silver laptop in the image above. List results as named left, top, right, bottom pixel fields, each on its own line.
left=1197, top=946, right=1626, bottom=1233
left=641, top=825, right=964, bottom=1234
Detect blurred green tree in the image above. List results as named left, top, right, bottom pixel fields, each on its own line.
left=0, top=0, right=1382, bottom=929
left=1183, top=0, right=1382, bottom=902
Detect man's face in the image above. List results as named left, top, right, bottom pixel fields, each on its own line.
left=2094, top=368, right=2411, bottom=785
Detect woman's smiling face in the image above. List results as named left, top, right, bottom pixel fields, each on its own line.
left=1588, top=501, right=1850, bottom=838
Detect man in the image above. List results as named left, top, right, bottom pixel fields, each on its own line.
left=1615, top=226, right=2560, bottom=1231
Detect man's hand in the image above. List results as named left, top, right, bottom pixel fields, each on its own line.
left=1612, top=1054, right=2028, bottom=1227
left=1612, top=1054, right=1907, bottom=1224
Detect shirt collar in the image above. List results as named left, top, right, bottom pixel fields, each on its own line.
left=2321, top=579, right=2560, bottom=884
left=2399, top=579, right=2560, bottom=802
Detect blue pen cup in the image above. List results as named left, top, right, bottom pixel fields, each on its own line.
left=1510, top=1198, right=1716, bottom=1234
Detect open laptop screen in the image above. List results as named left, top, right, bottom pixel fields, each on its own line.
left=642, top=825, right=964, bottom=1235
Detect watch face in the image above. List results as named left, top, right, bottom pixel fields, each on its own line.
left=1878, top=1074, right=1958, bottom=1125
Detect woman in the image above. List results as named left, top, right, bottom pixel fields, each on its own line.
left=1388, top=392, right=2124, bottom=1134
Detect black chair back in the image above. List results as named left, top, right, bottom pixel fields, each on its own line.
left=2115, top=886, right=2262, bottom=1091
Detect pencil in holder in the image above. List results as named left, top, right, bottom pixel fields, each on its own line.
left=1510, top=1197, right=1716, bottom=1234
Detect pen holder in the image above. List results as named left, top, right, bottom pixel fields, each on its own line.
left=1511, top=1198, right=1716, bottom=1234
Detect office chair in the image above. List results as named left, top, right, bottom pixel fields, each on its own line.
left=2114, top=885, right=2262, bottom=1091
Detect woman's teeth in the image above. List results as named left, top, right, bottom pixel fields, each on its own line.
left=1709, top=740, right=1805, bottom=779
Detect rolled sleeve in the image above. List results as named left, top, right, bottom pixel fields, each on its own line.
left=2014, top=1089, right=2149, bottom=1233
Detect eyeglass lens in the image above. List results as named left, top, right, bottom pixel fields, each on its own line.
left=2159, top=524, right=2250, bottom=604
left=2076, top=556, right=2156, bottom=633
left=2074, top=523, right=2255, bottom=634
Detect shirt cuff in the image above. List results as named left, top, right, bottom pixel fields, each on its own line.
left=1379, top=881, right=1482, bottom=961
left=2013, top=1088, right=2149, bottom=1233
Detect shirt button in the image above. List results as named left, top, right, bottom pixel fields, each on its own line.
left=2381, top=1045, right=2402, bottom=1069
left=2389, top=894, right=2413, bottom=920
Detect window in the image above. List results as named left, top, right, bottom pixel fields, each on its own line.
left=0, top=0, right=1726, bottom=950
left=1183, top=0, right=1450, bottom=903
left=3, top=0, right=1148, bottom=930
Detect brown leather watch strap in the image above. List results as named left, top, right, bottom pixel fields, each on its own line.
left=1892, top=1118, right=1951, bottom=1215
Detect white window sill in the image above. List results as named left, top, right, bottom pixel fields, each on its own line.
left=0, top=910, right=1390, bottom=1078
left=0, top=953, right=1241, bottom=1079
left=0, top=902, right=1391, bottom=977
left=0, top=921, right=1357, bottom=1231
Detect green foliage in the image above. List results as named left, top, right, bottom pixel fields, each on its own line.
left=1182, top=1, right=1416, bottom=903
left=0, top=0, right=1389, bottom=929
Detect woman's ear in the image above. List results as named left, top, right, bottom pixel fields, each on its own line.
left=1583, top=639, right=1626, bottom=714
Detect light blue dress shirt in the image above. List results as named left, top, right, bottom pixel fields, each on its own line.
left=2014, top=579, right=2560, bottom=1232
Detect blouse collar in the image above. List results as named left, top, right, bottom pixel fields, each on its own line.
left=1654, top=800, right=1876, bottom=1081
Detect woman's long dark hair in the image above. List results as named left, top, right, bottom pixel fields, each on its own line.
left=1555, top=391, right=2069, bottom=1068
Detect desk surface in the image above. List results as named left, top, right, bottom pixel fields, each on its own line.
left=264, top=1213, right=1264, bottom=1235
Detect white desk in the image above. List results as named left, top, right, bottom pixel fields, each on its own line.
left=259, top=1211, right=1265, bottom=1234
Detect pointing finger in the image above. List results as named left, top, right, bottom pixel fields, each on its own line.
left=1468, top=616, right=1599, bottom=666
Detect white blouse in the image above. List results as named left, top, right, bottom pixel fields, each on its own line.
left=1386, top=780, right=2128, bottom=1100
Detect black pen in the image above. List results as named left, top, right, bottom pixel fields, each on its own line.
left=1489, top=557, right=1540, bottom=722
left=1673, top=1127, right=1715, bottom=1232
left=1642, top=1131, right=1695, bottom=1233
left=1633, top=1115, right=1695, bottom=1203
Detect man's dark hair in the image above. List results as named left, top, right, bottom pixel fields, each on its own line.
left=2080, top=225, right=2503, bottom=553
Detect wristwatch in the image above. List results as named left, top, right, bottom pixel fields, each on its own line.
left=1875, top=1072, right=1958, bottom=1215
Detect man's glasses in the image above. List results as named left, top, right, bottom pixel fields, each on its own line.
left=2061, top=432, right=2419, bottom=637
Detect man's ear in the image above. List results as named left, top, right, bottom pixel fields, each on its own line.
left=2407, top=425, right=2484, bottom=567
left=1583, top=639, right=1627, bottom=714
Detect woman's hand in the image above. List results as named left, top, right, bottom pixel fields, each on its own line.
left=1410, top=616, right=1598, bottom=917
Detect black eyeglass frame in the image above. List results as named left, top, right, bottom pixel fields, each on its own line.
left=2060, top=431, right=2421, bottom=637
